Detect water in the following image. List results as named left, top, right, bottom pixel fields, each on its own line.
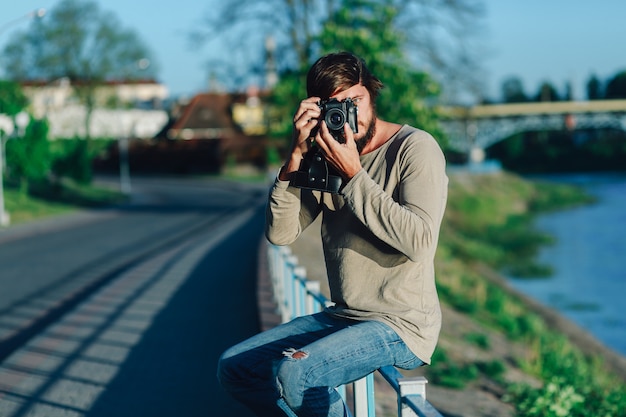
left=508, top=173, right=626, bottom=356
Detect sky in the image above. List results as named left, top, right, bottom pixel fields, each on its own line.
left=1, top=0, right=626, bottom=102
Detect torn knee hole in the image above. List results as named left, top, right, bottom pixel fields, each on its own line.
left=282, top=347, right=308, bottom=359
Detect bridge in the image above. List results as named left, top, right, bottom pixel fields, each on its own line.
left=439, top=100, right=626, bottom=162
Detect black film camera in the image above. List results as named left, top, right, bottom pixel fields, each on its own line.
left=290, top=98, right=358, bottom=193
left=319, top=97, right=358, bottom=143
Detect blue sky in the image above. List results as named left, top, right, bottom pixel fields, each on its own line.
left=2, top=0, right=626, bottom=101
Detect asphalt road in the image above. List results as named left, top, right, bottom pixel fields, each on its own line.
left=0, top=176, right=268, bottom=417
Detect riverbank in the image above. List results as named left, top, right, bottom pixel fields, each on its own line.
left=282, top=170, right=626, bottom=417
left=511, top=172, right=626, bottom=357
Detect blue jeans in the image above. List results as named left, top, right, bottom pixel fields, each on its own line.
left=217, top=311, right=424, bottom=417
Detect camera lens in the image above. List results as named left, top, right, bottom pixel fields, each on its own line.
left=325, top=109, right=345, bottom=130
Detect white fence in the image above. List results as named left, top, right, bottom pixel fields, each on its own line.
left=267, top=244, right=443, bottom=417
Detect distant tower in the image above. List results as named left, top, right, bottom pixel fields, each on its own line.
left=265, top=36, right=278, bottom=90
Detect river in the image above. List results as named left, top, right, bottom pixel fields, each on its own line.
left=507, top=173, right=626, bottom=356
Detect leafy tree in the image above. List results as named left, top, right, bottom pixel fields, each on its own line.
left=501, top=76, right=528, bottom=103
left=0, top=81, right=50, bottom=194
left=586, top=74, right=602, bottom=100
left=604, top=70, right=626, bottom=99
left=268, top=0, right=446, bottom=151
left=5, top=119, right=51, bottom=194
left=1, top=0, right=157, bottom=139
left=534, top=81, right=560, bottom=102
left=192, top=0, right=486, bottom=101
left=0, top=81, right=28, bottom=117
left=50, top=138, right=94, bottom=184
left=319, top=0, right=443, bottom=140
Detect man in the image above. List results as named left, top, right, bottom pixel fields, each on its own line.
left=218, top=52, right=448, bottom=417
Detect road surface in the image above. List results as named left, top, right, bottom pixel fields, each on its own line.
left=0, top=176, right=268, bottom=417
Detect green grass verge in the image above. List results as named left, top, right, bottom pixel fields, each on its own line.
left=2, top=179, right=127, bottom=225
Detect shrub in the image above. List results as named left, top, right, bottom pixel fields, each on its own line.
left=464, top=332, right=490, bottom=349
left=5, top=119, right=51, bottom=193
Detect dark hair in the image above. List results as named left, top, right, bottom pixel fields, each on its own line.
left=306, top=52, right=384, bottom=101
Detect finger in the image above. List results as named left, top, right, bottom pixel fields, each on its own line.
left=343, top=123, right=356, bottom=148
left=294, top=116, right=318, bottom=131
left=293, top=98, right=321, bottom=123
left=314, top=122, right=331, bottom=152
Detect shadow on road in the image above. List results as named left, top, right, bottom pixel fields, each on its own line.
left=84, top=207, right=264, bottom=417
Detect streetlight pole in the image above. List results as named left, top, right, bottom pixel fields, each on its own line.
left=0, top=112, right=29, bottom=227
left=0, top=116, right=14, bottom=226
left=0, top=9, right=46, bottom=37
left=0, top=130, right=8, bottom=226
left=117, top=58, right=151, bottom=195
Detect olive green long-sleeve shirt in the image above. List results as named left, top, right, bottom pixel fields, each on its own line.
left=266, top=125, right=448, bottom=363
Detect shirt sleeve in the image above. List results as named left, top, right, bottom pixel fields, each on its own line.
left=265, top=177, right=323, bottom=246
left=340, top=133, right=448, bottom=262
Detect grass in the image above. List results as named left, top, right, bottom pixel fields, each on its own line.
left=2, top=179, right=127, bottom=225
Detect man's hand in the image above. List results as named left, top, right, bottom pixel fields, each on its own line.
left=314, top=121, right=362, bottom=180
left=279, top=97, right=322, bottom=181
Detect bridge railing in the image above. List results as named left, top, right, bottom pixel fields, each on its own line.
left=267, top=244, right=443, bottom=417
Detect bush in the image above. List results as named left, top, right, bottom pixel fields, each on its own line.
left=463, top=332, right=490, bottom=349
left=50, top=138, right=101, bottom=184
left=477, top=360, right=506, bottom=379
left=5, top=119, right=51, bottom=192
left=428, top=348, right=479, bottom=389
left=507, top=378, right=585, bottom=417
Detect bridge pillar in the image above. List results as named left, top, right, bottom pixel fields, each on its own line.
left=469, top=147, right=485, bottom=164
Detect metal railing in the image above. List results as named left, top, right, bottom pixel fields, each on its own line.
left=267, top=244, right=443, bottom=417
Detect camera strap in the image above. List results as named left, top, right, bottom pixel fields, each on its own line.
left=291, top=150, right=343, bottom=193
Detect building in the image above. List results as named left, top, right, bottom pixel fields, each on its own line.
left=21, top=78, right=168, bottom=118
left=162, top=88, right=269, bottom=169
left=20, top=78, right=169, bottom=139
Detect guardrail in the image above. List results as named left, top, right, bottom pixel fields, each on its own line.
left=267, top=244, right=443, bottom=417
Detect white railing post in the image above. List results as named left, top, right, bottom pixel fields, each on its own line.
left=284, top=254, right=298, bottom=322
left=305, top=281, right=320, bottom=314
left=353, top=373, right=376, bottom=417
left=294, top=266, right=307, bottom=317
left=269, top=246, right=287, bottom=320
left=398, top=376, right=428, bottom=417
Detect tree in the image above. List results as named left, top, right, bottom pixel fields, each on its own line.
left=0, top=82, right=50, bottom=193
left=319, top=0, right=443, bottom=139
left=267, top=0, right=446, bottom=151
left=0, top=81, right=28, bottom=117
left=191, top=0, right=486, bottom=101
left=5, top=119, right=51, bottom=193
left=586, top=74, right=603, bottom=100
left=534, top=81, right=560, bottom=102
left=1, top=0, right=157, bottom=139
left=605, top=70, right=626, bottom=99
left=501, top=76, right=528, bottom=103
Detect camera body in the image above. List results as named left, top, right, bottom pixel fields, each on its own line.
left=290, top=98, right=359, bottom=193
left=318, top=97, right=358, bottom=142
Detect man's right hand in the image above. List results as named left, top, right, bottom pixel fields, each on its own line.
left=278, top=97, right=322, bottom=181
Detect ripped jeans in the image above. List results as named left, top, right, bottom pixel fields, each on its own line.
left=217, top=311, right=424, bottom=417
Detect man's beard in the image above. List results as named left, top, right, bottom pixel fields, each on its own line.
left=354, top=113, right=376, bottom=153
